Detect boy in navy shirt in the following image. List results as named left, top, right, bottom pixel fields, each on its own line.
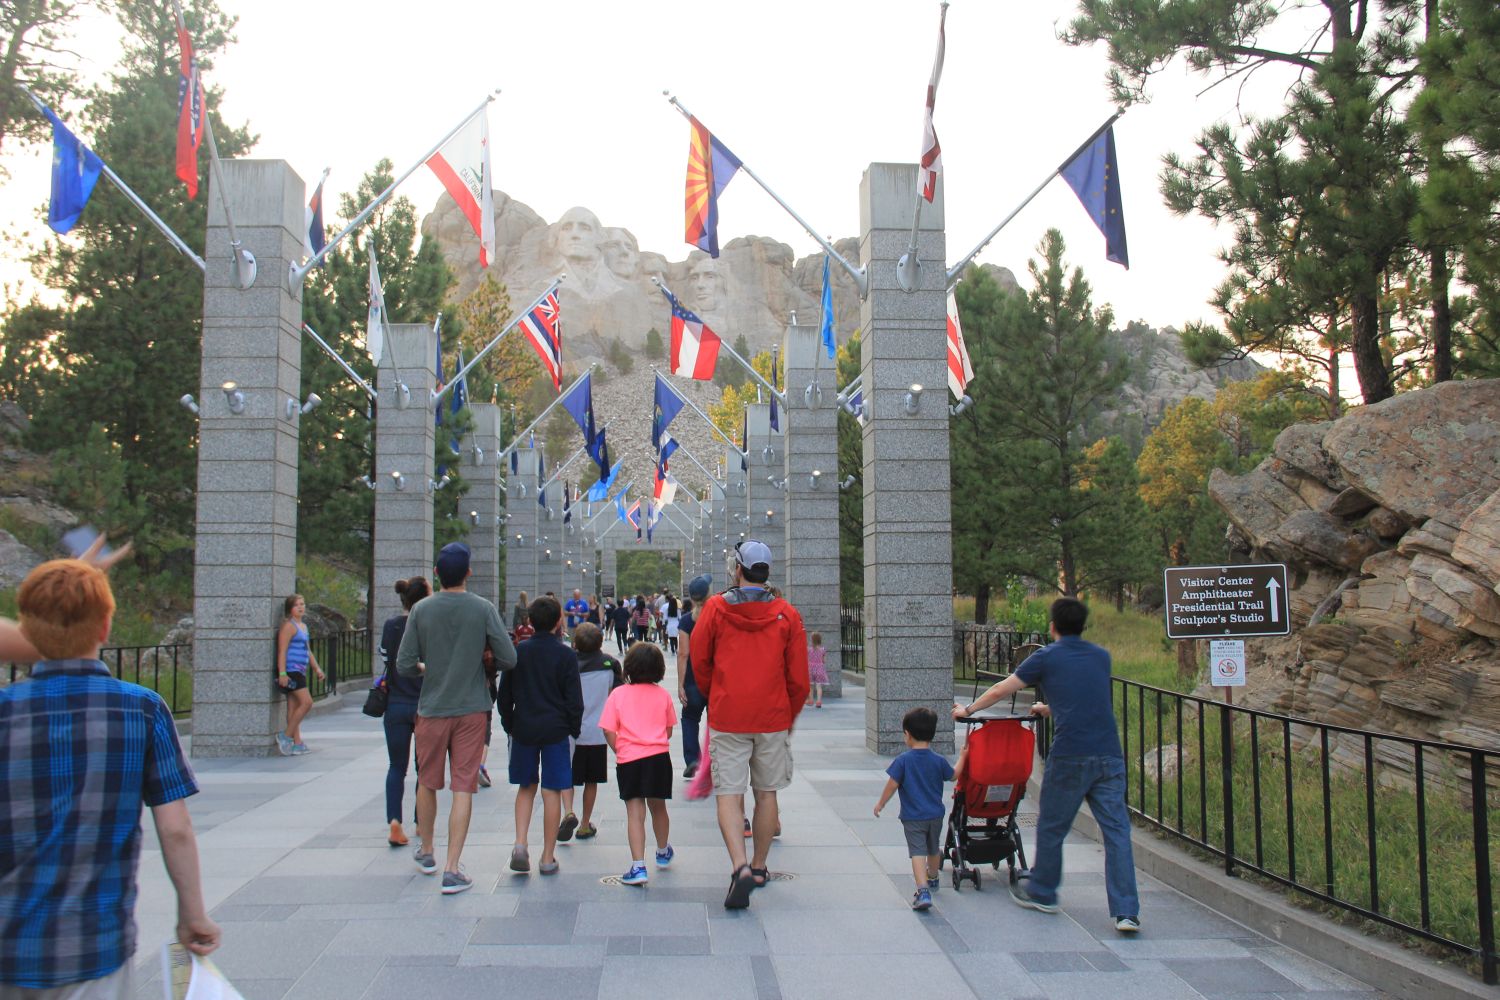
left=875, top=707, right=954, bottom=911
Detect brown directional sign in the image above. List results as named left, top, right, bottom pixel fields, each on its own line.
left=1164, top=563, right=1290, bottom=639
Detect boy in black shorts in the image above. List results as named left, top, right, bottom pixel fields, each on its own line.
left=559, top=623, right=622, bottom=841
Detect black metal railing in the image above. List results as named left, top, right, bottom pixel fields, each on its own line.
left=839, top=605, right=864, bottom=674
left=953, top=624, right=1046, bottom=684
left=305, top=628, right=372, bottom=700
left=1114, top=677, right=1498, bottom=983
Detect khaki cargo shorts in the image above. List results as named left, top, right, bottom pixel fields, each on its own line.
left=710, top=730, right=794, bottom=795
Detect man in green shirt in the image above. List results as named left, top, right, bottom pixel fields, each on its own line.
left=397, top=542, right=516, bottom=894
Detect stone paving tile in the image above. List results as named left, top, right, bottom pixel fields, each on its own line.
left=709, top=914, right=772, bottom=955
left=361, top=964, right=602, bottom=1000
left=467, top=901, right=579, bottom=945
left=639, top=935, right=711, bottom=955
left=1014, top=968, right=1204, bottom=1000
left=759, top=908, right=943, bottom=955
left=281, top=954, right=384, bottom=1000
left=200, top=918, right=344, bottom=981
left=573, top=899, right=709, bottom=937
left=1163, top=957, right=1301, bottom=995
left=947, top=953, right=1046, bottom=999
left=750, top=954, right=783, bottom=1000
left=321, top=915, right=478, bottom=957
left=599, top=955, right=759, bottom=1000
left=1067, top=900, right=1252, bottom=941
left=457, top=941, right=608, bottom=966
left=221, top=874, right=413, bottom=906
left=774, top=953, right=980, bottom=1000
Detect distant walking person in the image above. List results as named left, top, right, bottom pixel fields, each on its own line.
left=397, top=543, right=517, bottom=895
left=806, top=632, right=828, bottom=708
left=676, top=575, right=712, bottom=779
left=511, top=591, right=530, bottom=632
left=1, top=557, right=220, bottom=996
left=276, top=594, right=326, bottom=755
left=631, top=596, right=652, bottom=644
left=954, top=597, right=1140, bottom=933
left=378, top=576, right=432, bottom=847
left=559, top=623, right=621, bottom=842
left=564, top=589, right=589, bottom=632
left=612, top=599, right=632, bottom=652
left=691, top=540, right=808, bottom=909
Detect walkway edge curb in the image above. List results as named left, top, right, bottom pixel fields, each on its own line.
left=1060, top=782, right=1489, bottom=1000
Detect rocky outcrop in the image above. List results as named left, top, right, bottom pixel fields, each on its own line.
left=0, top=530, right=45, bottom=589
left=1208, top=380, right=1500, bottom=757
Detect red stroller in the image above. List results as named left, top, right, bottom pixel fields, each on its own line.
left=944, top=714, right=1037, bottom=890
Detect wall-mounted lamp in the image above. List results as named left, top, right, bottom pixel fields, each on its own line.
left=285, top=392, right=321, bottom=419
left=428, top=474, right=451, bottom=493
left=516, top=483, right=528, bottom=498
left=762, top=444, right=777, bottom=464
left=221, top=381, right=246, bottom=414
left=763, top=509, right=776, bottom=525
left=809, top=469, right=823, bottom=490
left=950, top=394, right=974, bottom=417
left=471, top=444, right=485, bottom=466
left=357, top=475, right=376, bottom=490
left=468, top=510, right=480, bottom=527
left=545, top=506, right=555, bottom=521
left=840, top=474, right=857, bottom=490
left=543, top=548, right=553, bottom=561
left=767, top=474, right=788, bottom=491
left=904, top=383, right=924, bottom=416
left=514, top=533, right=525, bottom=547
left=395, top=383, right=412, bottom=409
left=804, top=382, right=823, bottom=409
left=179, top=394, right=200, bottom=415
left=390, top=470, right=406, bottom=491
left=566, top=559, right=573, bottom=569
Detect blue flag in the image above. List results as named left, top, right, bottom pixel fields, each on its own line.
left=652, top=373, right=684, bottom=449
left=561, top=372, right=597, bottom=445
left=819, top=255, right=836, bottom=359
left=590, top=459, right=623, bottom=502
left=434, top=333, right=446, bottom=431
left=42, top=104, right=103, bottom=235
left=770, top=392, right=779, bottom=433
left=510, top=450, right=519, bottom=474
left=591, top=428, right=612, bottom=483
left=1060, top=125, right=1128, bottom=269
left=448, top=348, right=468, bottom=456
left=563, top=487, right=571, bottom=524
left=615, top=488, right=629, bottom=523
left=740, top=408, right=749, bottom=472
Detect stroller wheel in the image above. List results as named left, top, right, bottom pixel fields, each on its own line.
left=1007, top=865, right=1019, bottom=885
left=951, top=867, right=963, bottom=891
left=971, top=868, right=982, bottom=889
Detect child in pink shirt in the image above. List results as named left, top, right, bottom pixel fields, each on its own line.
left=598, top=642, right=678, bottom=886
left=807, top=632, right=828, bottom=708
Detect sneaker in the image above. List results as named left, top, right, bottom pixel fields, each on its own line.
left=291, top=742, right=310, bottom=755
left=558, top=813, right=579, bottom=842
left=911, top=888, right=933, bottom=911
left=1008, top=879, right=1059, bottom=914
left=275, top=732, right=293, bottom=756
left=509, top=845, right=530, bottom=873
left=1115, top=916, right=1141, bottom=933
left=441, top=868, right=473, bottom=895
left=539, top=860, right=560, bottom=876
left=683, top=763, right=698, bottom=779
left=477, top=766, right=492, bottom=788
left=621, top=863, right=649, bottom=886
left=413, top=846, right=437, bottom=875
left=927, top=875, right=940, bottom=890
left=575, top=822, right=597, bottom=840
left=388, top=821, right=408, bottom=847
left=655, top=845, right=675, bottom=867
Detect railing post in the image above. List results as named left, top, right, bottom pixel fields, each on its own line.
left=1220, top=701, right=1236, bottom=877
left=1471, top=752, right=1496, bottom=985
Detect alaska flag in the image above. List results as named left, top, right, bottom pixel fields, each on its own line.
left=434, top=333, right=446, bottom=431
left=41, top=104, right=103, bottom=235
left=652, top=374, right=684, bottom=450
left=819, top=255, right=836, bottom=359
left=684, top=116, right=743, bottom=259
left=1060, top=125, right=1129, bottom=269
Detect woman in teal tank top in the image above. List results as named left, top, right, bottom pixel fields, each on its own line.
left=276, top=594, right=325, bottom=755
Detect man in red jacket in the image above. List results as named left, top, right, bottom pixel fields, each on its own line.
left=691, top=539, right=809, bottom=909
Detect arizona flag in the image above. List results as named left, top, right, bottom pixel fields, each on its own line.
left=174, top=20, right=204, bottom=199
left=426, top=110, right=496, bottom=267
left=660, top=285, right=722, bottom=380
left=519, top=287, right=563, bottom=392
left=918, top=4, right=947, bottom=203
left=684, top=116, right=742, bottom=259
left=946, top=289, right=974, bottom=398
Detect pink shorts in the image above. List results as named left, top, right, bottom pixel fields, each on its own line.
left=414, top=712, right=489, bottom=793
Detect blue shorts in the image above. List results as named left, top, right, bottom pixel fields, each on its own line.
left=509, top=738, right=572, bottom=790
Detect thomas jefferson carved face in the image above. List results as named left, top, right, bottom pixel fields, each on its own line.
left=601, top=228, right=640, bottom=279
left=555, top=207, right=603, bottom=264
left=688, top=255, right=725, bottom=312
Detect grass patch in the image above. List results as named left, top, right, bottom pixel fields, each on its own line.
left=295, top=554, right=367, bottom=621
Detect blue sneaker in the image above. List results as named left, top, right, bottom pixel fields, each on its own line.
left=927, top=874, right=940, bottom=890
left=911, top=888, right=933, bottom=911
left=654, top=845, right=675, bottom=868
left=621, top=864, right=649, bottom=886
left=275, top=732, right=293, bottom=756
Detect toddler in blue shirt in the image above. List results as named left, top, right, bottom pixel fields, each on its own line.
left=875, top=707, right=954, bottom=911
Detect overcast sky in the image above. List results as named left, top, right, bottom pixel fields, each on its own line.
left=0, top=0, right=1317, bottom=330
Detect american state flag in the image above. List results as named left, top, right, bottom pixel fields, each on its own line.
left=520, top=288, right=563, bottom=392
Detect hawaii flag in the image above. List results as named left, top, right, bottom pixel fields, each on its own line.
left=660, top=285, right=722, bottom=380
left=174, top=18, right=204, bottom=199
left=519, top=288, right=563, bottom=392
left=426, top=110, right=496, bottom=267
left=946, top=288, right=973, bottom=398
left=918, top=4, right=947, bottom=203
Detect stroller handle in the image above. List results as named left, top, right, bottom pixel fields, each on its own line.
left=956, top=712, right=1036, bottom=726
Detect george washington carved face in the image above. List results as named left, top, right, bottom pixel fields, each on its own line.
left=555, top=206, right=603, bottom=265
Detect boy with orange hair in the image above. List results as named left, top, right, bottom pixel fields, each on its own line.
left=0, top=558, right=219, bottom=995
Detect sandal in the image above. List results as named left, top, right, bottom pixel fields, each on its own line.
left=750, top=867, right=769, bottom=888
left=724, top=864, right=755, bottom=909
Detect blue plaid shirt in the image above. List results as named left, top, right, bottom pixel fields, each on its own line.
left=0, top=658, right=198, bottom=989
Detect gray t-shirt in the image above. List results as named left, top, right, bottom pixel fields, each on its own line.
left=396, top=590, right=516, bottom=718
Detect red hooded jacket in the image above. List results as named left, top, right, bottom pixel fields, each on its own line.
left=690, top=588, right=809, bottom=733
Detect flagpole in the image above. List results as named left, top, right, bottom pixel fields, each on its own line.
left=501, top=365, right=599, bottom=455
left=904, top=2, right=949, bottom=287
left=653, top=279, right=784, bottom=404
left=665, top=94, right=868, bottom=298
left=289, top=90, right=500, bottom=288
left=657, top=503, right=694, bottom=536
left=19, top=84, right=207, bottom=272
left=945, top=109, right=1125, bottom=287
left=542, top=420, right=615, bottom=493
left=302, top=323, right=375, bottom=400
left=437, top=277, right=565, bottom=405
left=585, top=480, right=634, bottom=530
left=650, top=366, right=747, bottom=458
left=667, top=441, right=726, bottom=490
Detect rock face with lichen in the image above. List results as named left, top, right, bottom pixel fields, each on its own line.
left=1207, top=379, right=1500, bottom=759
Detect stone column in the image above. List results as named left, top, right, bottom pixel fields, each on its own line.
left=783, top=322, right=843, bottom=696
left=743, top=402, right=786, bottom=572
left=504, top=445, right=541, bottom=608
left=859, top=163, right=954, bottom=754
left=465, top=403, right=502, bottom=606
left=723, top=447, right=747, bottom=559
left=191, top=160, right=305, bottom=758
left=373, top=324, right=437, bottom=641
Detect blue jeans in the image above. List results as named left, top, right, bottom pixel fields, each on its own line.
left=681, top=684, right=706, bottom=767
left=1027, top=754, right=1138, bottom=918
left=383, top=700, right=419, bottom=823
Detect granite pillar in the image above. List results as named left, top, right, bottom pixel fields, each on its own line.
left=859, top=162, right=954, bottom=754
left=743, top=402, right=786, bottom=576
left=504, top=446, right=541, bottom=609
left=191, top=160, right=305, bottom=758
left=464, top=403, right=502, bottom=606
left=783, top=323, right=843, bottom=697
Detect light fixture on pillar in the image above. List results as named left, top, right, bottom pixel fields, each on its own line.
left=179, top=394, right=200, bottom=415
left=840, top=474, right=857, bottom=490
left=543, top=548, right=553, bottom=561
left=285, top=393, right=321, bottom=420
left=221, top=381, right=246, bottom=414
left=762, top=444, right=777, bottom=464
left=904, top=383, right=924, bottom=416
left=767, top=474, right=788, bottom=491
left=357, top=475, right=376, bottom=490
left=471, top=443, right=485, bottom=465
left=468, top=510, right=480, bottom=526
left=763, top=509, right=775, bottom=525
left=950, top=394, right=974, bottom=417
left=804, top=382, right=822, bottom=408
left=516, top=482, right=527, bottom=498
left=545, top=506, right=555, bottom=521
left=514, top=532, right=525, bottom=547
left=395, top=383, right=412, bottom=409
left=809, top=469, right=823, bottom=490
left=390, top=470, right=407, bottom=491
left=566, top=559, right=573, bottom=569
left=428, top=474, right=451, bottom=493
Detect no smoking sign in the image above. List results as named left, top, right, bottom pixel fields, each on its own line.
left=1209, top=639, right=1246, bottom=687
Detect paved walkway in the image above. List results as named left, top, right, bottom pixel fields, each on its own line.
left=130, top=669, right=1385, bottom=1000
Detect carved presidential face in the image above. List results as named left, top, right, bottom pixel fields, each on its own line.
left=602, top=228, right=640, bottom=279
left=689, top=256, right=724, bottom=312
left=556, top=207, right=603, bottom=263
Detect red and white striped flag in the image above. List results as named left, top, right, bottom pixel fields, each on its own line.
left=173, top=16, right=204, bottom=199
left=426, top=110, right=496, bottom=267
left=918, top=4, right=947, bottom=203
left=946, top=288, right=973, bottom=399
left=660, top=285, right=722, bottom=380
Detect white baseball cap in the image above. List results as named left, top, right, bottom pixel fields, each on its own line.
left=734, top=539, right=773, bottom=573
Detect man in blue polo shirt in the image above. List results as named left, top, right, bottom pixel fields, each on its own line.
left=953, top=596, right=1140, bottom=933
left=0, top=558, right=219, bottom=995
left=564, top=589, right=589, bottom=632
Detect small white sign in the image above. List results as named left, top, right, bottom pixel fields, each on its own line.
left=1209, top=639, right=1246, bottom=687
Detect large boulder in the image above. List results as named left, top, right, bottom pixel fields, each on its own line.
left=0, top=529, right=45, bottom=589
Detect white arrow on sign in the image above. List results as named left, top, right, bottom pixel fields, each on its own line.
left=1266, top=576, right=1281, bottom=623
